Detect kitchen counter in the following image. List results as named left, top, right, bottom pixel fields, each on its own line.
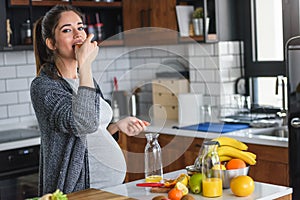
left=0, top=120, right=40, bottom=151
left=0, top=118, right=288, bottom=152
left=101, top=169, right=292, bottom=200
left=145, top=119, right=288, bottom=147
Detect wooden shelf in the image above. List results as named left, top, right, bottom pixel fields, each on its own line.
left=29, top=0, right=122, bottom=7
left=72, top=1, right=122, bottom=7
left=31, top=0, right=69, bottom=6
left=1, top=44, right=33, bottom=51
left=10, top=0, right=29, bottom=6
left=179, top=34, right=218, bottom=43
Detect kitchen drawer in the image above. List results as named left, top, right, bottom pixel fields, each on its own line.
left=152, top=79, right=189, bottom=94
left=153, top=92, right=178, bottom=106
left=153, top=104, right=178, bottom=120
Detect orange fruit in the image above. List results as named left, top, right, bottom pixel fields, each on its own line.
left=230, top=175, right=255, bottom=197
left=226, top=158, right=246, bottom=170
left=168, top=188, right=183, bottom=200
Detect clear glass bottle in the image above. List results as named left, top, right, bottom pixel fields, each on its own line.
left=112, top=100, right=120, bottom=122
left=201, top=141, right=222, bottom=197
left=144, top=133, right=163, bottom=183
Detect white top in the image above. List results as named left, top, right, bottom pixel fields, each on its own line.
left=64, top=77, right=126, bottom=189
left=87, top=98, right=126, bottom=189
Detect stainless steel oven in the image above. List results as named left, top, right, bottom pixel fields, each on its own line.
left=0, top=128, right=40, bottom=200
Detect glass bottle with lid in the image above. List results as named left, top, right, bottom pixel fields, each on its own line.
left=201, top=140, right=222, bottom=197
left=144, top=133, right=163, bottom=183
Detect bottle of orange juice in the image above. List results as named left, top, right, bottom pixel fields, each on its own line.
left=201, top=141, right=222, bottom=197
left=144, top=133, right=163, bottom=183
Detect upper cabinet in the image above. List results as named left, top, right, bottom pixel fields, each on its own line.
left=122, top=0, right=178, bottom=46
left=1, top=0, right=240, bottom=50
left=123, top=0, right=177, bottom=31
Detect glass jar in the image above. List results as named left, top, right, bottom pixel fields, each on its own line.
left=144, top=133, right=163, bottom=183
left=201, top=141, right=222, bottom=197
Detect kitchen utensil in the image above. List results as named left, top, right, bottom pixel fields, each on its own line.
left=136, top=183, right=164, bottom=187
left=113, top=77, right=118, bottom=91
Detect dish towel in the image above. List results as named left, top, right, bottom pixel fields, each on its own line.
left=179, top=122, right=249, bottom=133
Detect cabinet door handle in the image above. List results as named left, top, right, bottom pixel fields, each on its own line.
left=291, top=117, right=300, bottom=128
left=140, top=10, right=145, bottom=27
left=147, top=9, right=152, bottom=27
left=195, top=144, right=202, bottom=148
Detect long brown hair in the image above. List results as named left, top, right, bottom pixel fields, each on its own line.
left=33, top=5, right=83, bottom=76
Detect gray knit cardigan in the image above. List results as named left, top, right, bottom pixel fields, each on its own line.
left=30, top=64, right=101, bottom=195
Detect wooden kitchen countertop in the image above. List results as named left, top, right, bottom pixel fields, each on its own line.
left=67, top=188, right=136, bottom=200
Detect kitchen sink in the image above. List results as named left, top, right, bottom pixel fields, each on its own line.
left=253, top=126, right=288, bottom=138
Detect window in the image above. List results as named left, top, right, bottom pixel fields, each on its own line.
left=242, top=0, right=285, bottom=77
left=253, top=0, right=283, bottom=61
left=251, top=76, right=287, bottom=110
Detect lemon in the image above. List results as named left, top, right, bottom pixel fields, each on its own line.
left=145, top=175, right=163, bottom=183
left=175, top=182, right=189, bottom=196
left=212, top=164, right=226, bottom=170
left=176, top=173, right=189, bottom=186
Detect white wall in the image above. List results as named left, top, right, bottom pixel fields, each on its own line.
left=0, top=41, right=242, bottom=125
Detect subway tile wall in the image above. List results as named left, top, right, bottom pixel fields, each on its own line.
left=0, top=41, right=242, bottom=124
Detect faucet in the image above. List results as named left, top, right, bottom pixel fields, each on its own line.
left=275, top=75, right=287, bottom=125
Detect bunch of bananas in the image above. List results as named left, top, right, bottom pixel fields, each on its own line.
left=212, top=136, right=256, bottom=165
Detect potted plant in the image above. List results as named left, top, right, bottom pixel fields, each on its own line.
left=192, top=7, right=209, bottom=36
left=192, top=7, right=204, bottom=19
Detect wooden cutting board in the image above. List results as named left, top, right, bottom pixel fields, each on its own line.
left=67, top=188, right=137, bottom=200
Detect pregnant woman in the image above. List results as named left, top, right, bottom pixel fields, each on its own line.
left=30, top=5, right=148, bottom=195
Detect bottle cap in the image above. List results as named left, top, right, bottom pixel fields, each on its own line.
left=95, top=23, right=103, bottom=27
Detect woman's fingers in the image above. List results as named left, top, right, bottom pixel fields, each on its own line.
left=86, top=33, right=94, bottom=43
left=117, top=117, right=150, bottom=136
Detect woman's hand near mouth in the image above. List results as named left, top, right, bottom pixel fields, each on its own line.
left=75, top=33, right=99, bottom=88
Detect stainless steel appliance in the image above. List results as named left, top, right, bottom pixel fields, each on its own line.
left=0, top=128, right=40, bottom=200
left=286, top=36, right=300, bottom=200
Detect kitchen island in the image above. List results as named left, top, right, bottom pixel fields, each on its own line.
left=69, top=169, right=292, bottom=200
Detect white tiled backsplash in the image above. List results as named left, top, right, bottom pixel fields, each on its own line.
left=0, top=41, right=242, bottom=124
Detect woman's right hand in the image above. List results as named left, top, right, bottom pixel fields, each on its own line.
left=75, top=34, right=99, bottom=88
left=75, top=34, right=99, bottom=68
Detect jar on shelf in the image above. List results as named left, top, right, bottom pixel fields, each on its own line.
left=144, top=133, right=163, bottom=183
left=201, top=140, right=222, bottom=197
left=95, top=23, right=104, bottom=41
left=21, top=20, right=32, bottom=45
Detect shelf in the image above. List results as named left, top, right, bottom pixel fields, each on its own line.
left=179, top=34, right=218, bottom=43
left=29, top=0, right=122, bottom=7
left=31, top=0, right=69, bottom=6
left=72, top=1, right=122, bottom=8
left=10, top=0, right=29, bottom=6
left=1, top=45, right=33, bottom=51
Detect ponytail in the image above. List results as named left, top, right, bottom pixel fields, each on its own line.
left=33, top=17, right=46, bottom=76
